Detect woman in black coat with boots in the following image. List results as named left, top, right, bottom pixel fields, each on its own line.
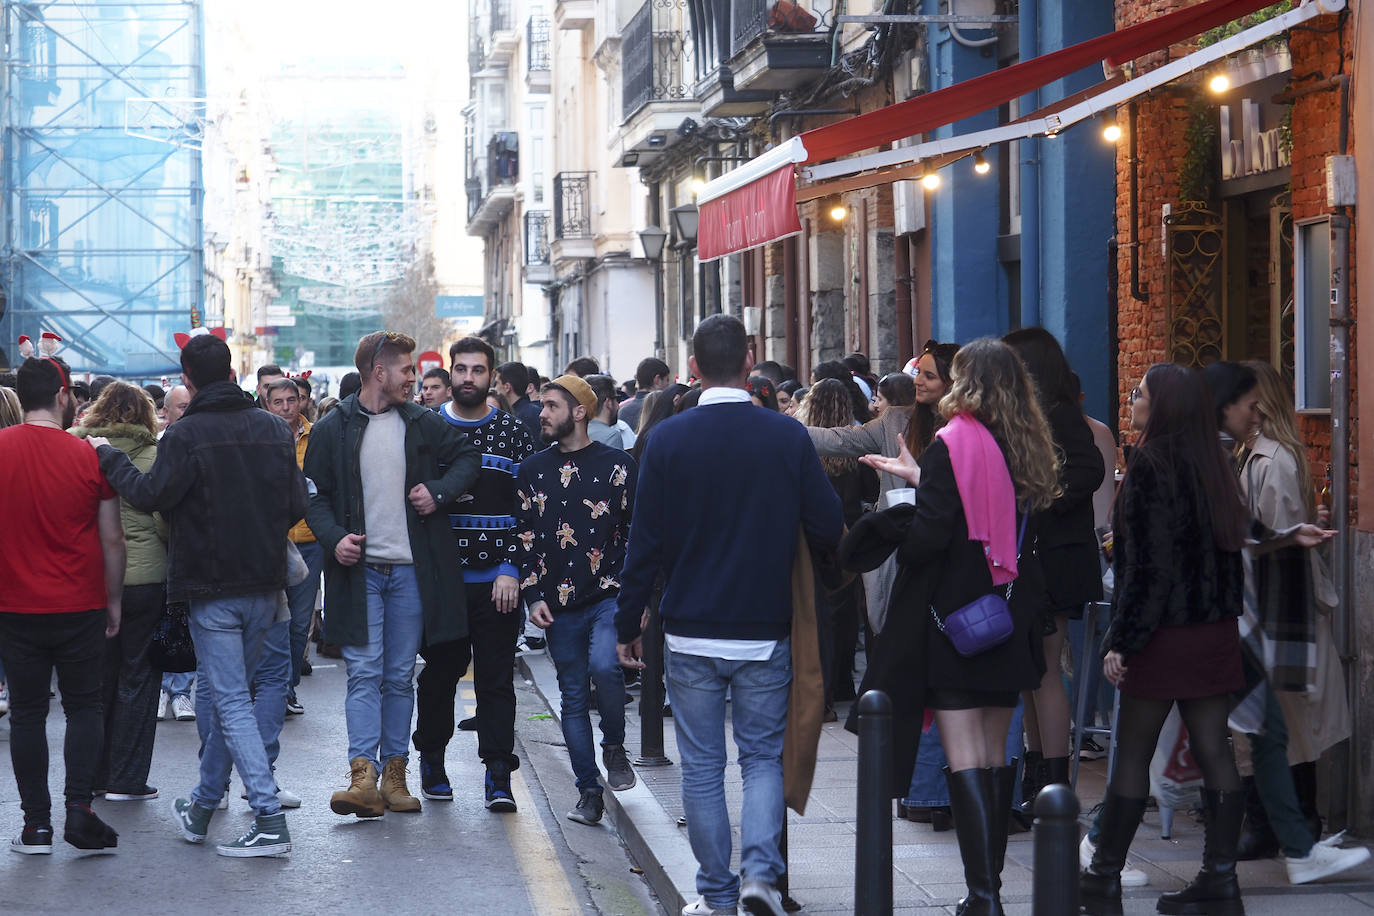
left=1003, top=327, right=1105, bottom=813
left=1080, top=363, right=1333, bottom=916
left=863, top=339, right=1060, bottom=915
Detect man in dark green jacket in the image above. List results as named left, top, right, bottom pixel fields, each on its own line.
left=303, top=330, right=479, bottom=818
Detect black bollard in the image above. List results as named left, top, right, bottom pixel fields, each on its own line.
left=855, top=690, right=893, bottom=916
left=634, top=593, right=672, bottom=767
left=1032, top=783, right=1081, bottom=916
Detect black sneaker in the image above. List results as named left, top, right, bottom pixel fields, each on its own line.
left=285, top=692, right=305, bottom=716
left=10, top=824, right=53, bottom=855
left=1079, top=737, right=1107, bottom=760
left=485, top=763, right=517, bottom=813
left=622, top=668, right=641, bottom=691
left=603, top=744, right=637, bottom=792
left=419, top=754, right=453, bottom=801
left=64, top=803, right=118, bottom=851
left=457, top=715, right=479, bottom=732
left=105, top=785, right=158, bottom=801
left=566, top=788, right=604, bottom=826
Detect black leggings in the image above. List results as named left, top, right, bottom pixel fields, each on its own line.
left=1110, top=693, right=1240, bottom=799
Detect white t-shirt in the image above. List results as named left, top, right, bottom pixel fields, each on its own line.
left=359, top=408, right=413, bottom=564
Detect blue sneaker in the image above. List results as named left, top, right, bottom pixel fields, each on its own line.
left=173, top=797, right=214, bottom=844
left=216, top=812, right=290, bottom=858
left=420, top=754, right=452, bottom=801
left=485, top=763, right=517, bottom=813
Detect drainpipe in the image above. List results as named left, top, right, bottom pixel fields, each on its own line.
left=1129, top=100, right=1149, bottom=302
left=1018, top=0, right=1041, bottom=329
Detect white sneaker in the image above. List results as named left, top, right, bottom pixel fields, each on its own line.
left=241, top=786, right=302, bottom=809
left=738, top=879, right=784, bottom=916
left=1286, top=836, right=1371, bottom=884
left=682, top=897, right=737, bottom=916
left=171, top=694, right=195, bottom=721
left=217, top=793, right=229, bottom=810
left=156, top=692, right=169, bottom=721
left=1079, top=834, right=1150, bottom=886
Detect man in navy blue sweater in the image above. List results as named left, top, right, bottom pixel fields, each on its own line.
left=616, top=315, right=843, bottom=916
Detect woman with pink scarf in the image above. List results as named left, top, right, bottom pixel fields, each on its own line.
left=863, top=338, right=1060, bottom=916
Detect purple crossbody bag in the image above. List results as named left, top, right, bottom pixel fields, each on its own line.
left=930, top=510, right=1028, bottom=658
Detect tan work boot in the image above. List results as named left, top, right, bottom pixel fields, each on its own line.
left=379, top=757, right=422, bottom=813
left=330, top=757, right=385, bottom=818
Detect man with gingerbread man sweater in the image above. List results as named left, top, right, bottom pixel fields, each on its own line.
left=513, top=374, right=637, bottom=828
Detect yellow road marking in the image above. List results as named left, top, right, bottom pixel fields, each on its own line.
left=459, top=676, right=580, bottom=915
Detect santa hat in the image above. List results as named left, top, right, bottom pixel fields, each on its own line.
left=173, top=326, right=228, bottom=349
left=17, top=335, right=33, bottom=359
left=39, top=331, right=62, bottom=356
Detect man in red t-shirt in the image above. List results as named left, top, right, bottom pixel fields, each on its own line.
left=0, top=357, right=125, bottom=855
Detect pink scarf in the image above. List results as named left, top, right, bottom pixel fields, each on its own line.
left=934, top=413, right=1019, bottom=585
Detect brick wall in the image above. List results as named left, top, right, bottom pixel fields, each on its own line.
left=1111, top=1, right=1358, bottom=515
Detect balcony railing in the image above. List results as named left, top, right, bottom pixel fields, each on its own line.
left=525, top=210, right=552, bottom=265
left=622, top=0, right=695, bottom=121
left=730, top=0, right=831, bottom=59
left=553, top=172, right=592, bottom=239
left=528, top=16, right=551, bottom=71
left=490, top=0, right=512, bottom=33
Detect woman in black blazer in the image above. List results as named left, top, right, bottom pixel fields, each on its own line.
left=864, top=339, right=1060, bottom=916
left=1003, top=328, right=1106, bottom=810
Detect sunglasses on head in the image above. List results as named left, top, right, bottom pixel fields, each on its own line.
left=370, top=331, right=403, bottom=370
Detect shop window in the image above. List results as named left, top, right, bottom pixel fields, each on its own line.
left=1293, top=217, right=1330, bottom=412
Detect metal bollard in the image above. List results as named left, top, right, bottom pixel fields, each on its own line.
left=1032, top=783, right=1081, bottom=916
left=634, top=592, right=672, bottom=767
left=855, top=690, right=893, bottom=916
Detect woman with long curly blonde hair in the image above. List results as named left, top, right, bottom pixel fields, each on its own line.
left=864, top=337, right=1058, bottom=914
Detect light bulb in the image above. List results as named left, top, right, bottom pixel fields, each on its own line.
left=921, top=170, right=941, bottom=190
left=973, top=153, right=990, bottom=175
left=1209, top=74, right=1230, bottom=93
left=1102, top=123, right=1123, bottom=143
left=829, top=204, right=847, bottom=221
left=690, top=177, right=706, bottom=195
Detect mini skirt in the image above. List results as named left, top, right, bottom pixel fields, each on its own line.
left=1119, top=617, right=1244, bottom=700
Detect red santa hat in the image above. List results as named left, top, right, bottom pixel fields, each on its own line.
left=39, top=331, right=62, bottom=356
left=17, top=335, right=33, bottom=359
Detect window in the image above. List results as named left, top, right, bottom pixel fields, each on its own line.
left=1293, top=218, right=1330, bottom=412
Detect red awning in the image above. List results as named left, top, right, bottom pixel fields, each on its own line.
left=697, top=163, right=802, bottom=261
left=799, top=0, right=1277, bottom=164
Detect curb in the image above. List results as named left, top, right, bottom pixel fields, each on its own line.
left=519, top=651, right=697, bottom=915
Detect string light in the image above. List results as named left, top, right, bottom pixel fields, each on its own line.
left=973, top=152, right=990, bottom=175
left=1209, top=73, right=1230, bottom=93
left=921, top=166, right=941, bottom=190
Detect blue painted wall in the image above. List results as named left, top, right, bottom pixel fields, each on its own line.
left=925, top=0, right=1116, bottom=422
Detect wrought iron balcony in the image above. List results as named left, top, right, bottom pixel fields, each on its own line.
left=621, top=0, right=695, bottom=122
left=528, top=16, right=551, bottom=71
left=553, top=172, right=592, bottom=239
left=727, top=0, right=834, bottom=92
left=525, top=210, right=552, bottom=266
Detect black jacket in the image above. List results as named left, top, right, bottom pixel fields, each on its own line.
left=1105, top=449, right=1247, bottom=656
left=304, top=395, right=480, bottom=647
left=1033, top=401, right=1106, bottom=611
left=97, top=380, right=308, bottom=602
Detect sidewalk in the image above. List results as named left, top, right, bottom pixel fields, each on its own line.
left=520, top=650, right=1374, bottom=915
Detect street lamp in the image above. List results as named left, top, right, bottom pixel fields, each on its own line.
left=639, top=225, right=668, bottom=360
left=669, top=203, right=699, bottom=246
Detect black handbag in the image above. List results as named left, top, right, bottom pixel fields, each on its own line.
left=930, top=510, right=1028, bottom=658
left=149, top=600, right=196, bottom=673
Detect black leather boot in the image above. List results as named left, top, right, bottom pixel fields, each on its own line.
left=1018, top=751, right=1043, bottom=814
left=990, top=763, right=1018, bottom=875
left=946, top=767, right=1005, bottom=916
left=1235, top=775, right=1279, bottom=861
left=1042, top=755, right=1071, bottom=790
left=1157, top=788, right=1246, bottom=915
left=1080, top=794, right=1148, bottom=916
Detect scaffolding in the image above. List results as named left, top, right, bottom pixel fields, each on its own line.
left=0, top=0, right=204, bottom=376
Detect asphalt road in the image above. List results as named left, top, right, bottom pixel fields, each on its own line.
left=0, top=654, right=665, bottom=916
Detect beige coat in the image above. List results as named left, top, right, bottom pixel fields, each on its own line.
left=1234, top=434, right=1349, bottom=770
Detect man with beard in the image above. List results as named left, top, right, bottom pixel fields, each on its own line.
left=0, top=356, right=124, bottom=854
left=411, top=337, right=536, bottom=810
left=513, top=375, right=637, bottom=827
left=305, top=331, right=480, bottom=818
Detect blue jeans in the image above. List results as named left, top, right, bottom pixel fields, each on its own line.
left=1248, top=687, right=1313, bottom=858
left=187, top=594, right=281, bottom=816
left=287, top=542, right=324, bottom=688
left=340, top=565, right=424, bottom=768
left=668, top=640, right=791, bottom=909
left=544, top=597, right=626, bottom=792
left=904, top=703, right=1026, bottom=806
left=253, top=619, right=291, bottom=768
left=162, top=670, right=194, bottom=699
